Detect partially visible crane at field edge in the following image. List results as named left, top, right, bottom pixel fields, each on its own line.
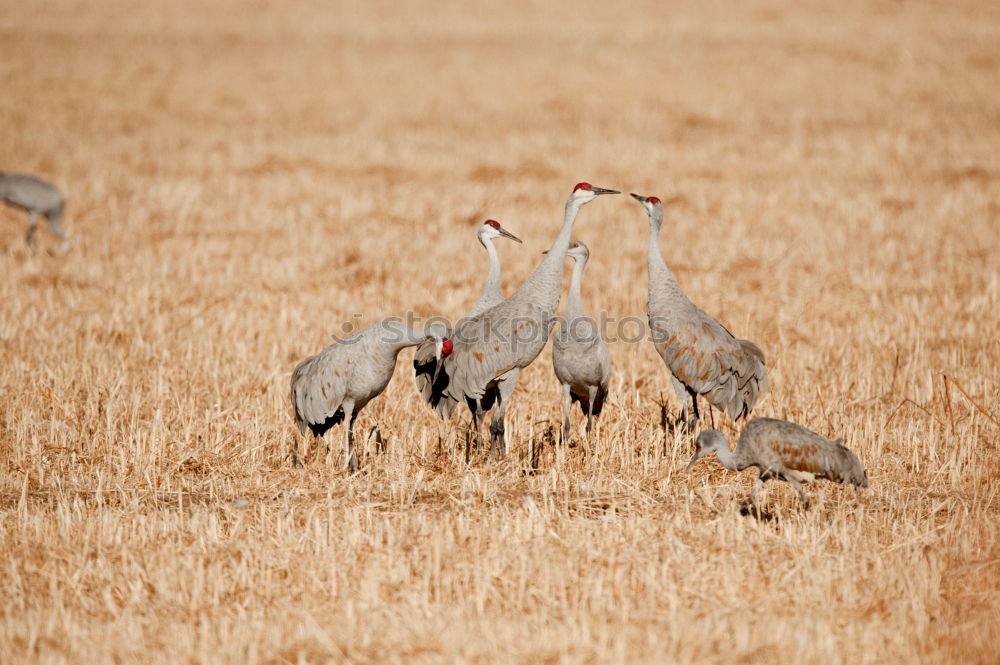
left=440, top=182, right=620, bottom=458
left=631, top=192, right=767, bottom=430
left=0, top=172, right=70, bottom=252
left=686, top=418, right=868, bottom=510
left=292, top=320, right=451, bottom=472
left=551, top=240, right=610, bottom=442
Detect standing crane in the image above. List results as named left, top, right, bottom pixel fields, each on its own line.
left=0, top=172, right=70, bottom=252
left=440, top=182, right=619, bottom=458
left=413, top=220, right=522, bottom=452
left=631, top=193, right=767, bottom=429
left=291, top=320, right=451, bottom=471
left=686, top=418, right=868, bottom=510
left=551, top=240, right=611, bottom=442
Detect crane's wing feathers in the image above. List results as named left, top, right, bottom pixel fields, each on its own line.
left=290, top=349, right=350, bottom=436
left=442, top=304, right=550, bottom=402
left=652, top=309, right=767, bottom=421
left=747, top=418, right=868, bottom=488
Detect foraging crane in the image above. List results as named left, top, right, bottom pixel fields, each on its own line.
left=551, top=240, right=611, bottom=441
left=0, top=172, right=70, bottom=252
left=440, top=182, right=619, bottom=457
left=413, top=219, right=522, bottom=440
left=291, top=320, right=451, bottom=472
left=631, top=193, right=767, bottom=429
left=686, top=418, right=868, bottom=510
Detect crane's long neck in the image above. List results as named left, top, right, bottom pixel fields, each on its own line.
left=713, top=443, right=741, bottom=472
left=714, top=439, right=757, bottom=472
left=510, top=198, right=582, bottom=312
left=378, top=321, right=433, bottom=355
left=565, top=256, right=588, bottom=322
left=469, top=234, right=502, bottom=317
left=647, top=219, right=687, bottom=305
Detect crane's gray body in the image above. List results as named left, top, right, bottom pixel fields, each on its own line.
left=291, top=320, right=437, bottom=470
left=635, top=193, right=767, bottom=425
left=413, top=223, right=520, bottom=428
left=441, top=185, right=618, bottom=456
left=551, top=240, right=611, bottom=438
left=690, top=418, right=868, bottom=509
left=0, top=172, right=69, bottom=251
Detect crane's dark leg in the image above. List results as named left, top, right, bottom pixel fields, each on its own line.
left=683, top=388, right=700, bottom=433
left=46, top=205, right=70, bottom=253
left=785, top=476, right=810, bottom=510
left=464, top=426, right=471, bottom=465
left=466, top=399, right=486, bottom=453
left=344, top=401, right=358, bottom=473
left=369, top=423, right=386, bottom=454
left=25, top=212, right=39, bottom=245
left=740, top=476, right=767, bottom=518
left=474, top=404, right=484, bottom=453
left=489, top=397, right=508, bottom=459
left=466, top=401, right=483, bottom=463
left=488, top=411, right=506, bottom=459
left=586, top=385, right=597, bottom=439
left=291, top=436, right=306, bottom=467
left=561, top=383, right=572, bottom=444
left=670, top=378, right=690, bottom=433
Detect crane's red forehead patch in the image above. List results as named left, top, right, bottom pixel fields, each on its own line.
left=573, top=182, right=592, bottom=192
left=647, top=196, right=661, bottom=205
left=441, top=338, right=454, bottom=356
left=484, top=219, right=501, bottom=229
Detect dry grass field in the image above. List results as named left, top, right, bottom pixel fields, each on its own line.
left=2, top=1, right=1000, bottom=663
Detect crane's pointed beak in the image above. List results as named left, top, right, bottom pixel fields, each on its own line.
left=592, top=186, right=620, bottom=196
left=499, top=227, right=522, bottom=243
left=630, top=193, right=647, bottom=203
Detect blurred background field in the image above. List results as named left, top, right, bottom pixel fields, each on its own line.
left=1, top=1, right=999, bottom=663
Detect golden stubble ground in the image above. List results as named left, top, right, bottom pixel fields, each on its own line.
left=2, top=1, right=999, bottom=663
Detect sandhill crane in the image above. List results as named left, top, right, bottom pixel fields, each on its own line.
left=686, top=418, right=868, bottom=510
left=631, top=193, right=767, bottom=429
left=291, top=320, right=451, bottom=471
left=413, top=219, right=522, bottom=445
left=551, top=240, right=611, bottom=441
left=441, top=182, right=619, bottom=458
left=0, top=172, right=70, bottom=252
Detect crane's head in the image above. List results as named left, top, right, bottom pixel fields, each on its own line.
left=429, top=335, right=453, bottom=361
left=685, top=429, right=728, bottom=471
left=540, top=239, right=590, bottom=262
left=630, top=193, right=663, bottom=224
left=479, top=219, right=522, bottom=244
left=567, top=239, right=590, bottom=262
left=429, top=336, right=454, bottom=386
left=568, top=182, right=620, bottom=206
